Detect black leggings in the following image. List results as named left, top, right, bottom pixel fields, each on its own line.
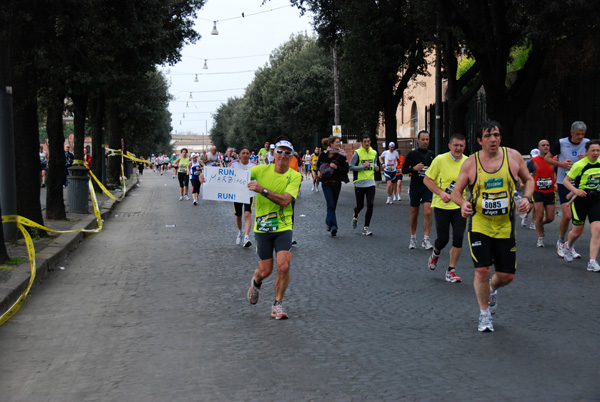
left=354, top=186, right=376, bottom=227
left=178, top=172, right=189, bottom=188
left=434, top=208, right=466, bottom=251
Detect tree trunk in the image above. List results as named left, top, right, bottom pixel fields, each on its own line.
left=105, top=102, right=123, bottom=189
left=45, top=95, right=67, bottom=220
left=89, top=95, right=105, bottom=191
left=0, top=204, right=9, bottom=263
left=72, top=93, right=88, bottom=164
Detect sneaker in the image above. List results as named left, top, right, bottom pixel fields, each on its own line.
left=392, top=194, right=397, bottom=201
left=184, top=194, right=190, bottom=200
left=489, top=290, right=498, bottom=315
left=520, top=214, right=527, bottom=227
left=445, top=269, right=462, bottom=282
left=362, top=227, right=373, bottom=236
left=564, top=246, right=574, bottom=262
left=572, top=247, right=581, bottom=259
left=292, top=239, right=297, bottom=245
left=587, top=260, right=600, bottom=272
left=351, top=217, right=358, bottom=229
left=41, top=183, right=45, bottom=188
left=428, top=252, right=439, bottom=270
left=478, top=313, right=494, bottom=332
left=193, top=200, right=198, bottom=206
left=236, top=232, right=243, bottom=245
left=316, top=187, right=319, bottom=192
left=243, top=238, right=252, bottom=248
left=331, top=227, right=337, bottom=237
left=271, top=303, right=288, bottom=320
left=408, top=238, right=417, bottom=249
left=529, top=222, right=536, bottom=230
left=247, top=277, right=260, bottom=305
left=386, top=197, right=392, bottom=204
left=422, top=239, right=433, bottom=250
left=556, top=240, right=566, bottom=258
left=536, top=237, right=545, bottom=248
left=397, top=195, right=402, bottom=201
left=179, top=196, right=183, bottom=201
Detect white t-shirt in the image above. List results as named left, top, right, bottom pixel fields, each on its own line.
left=381, top=150, right=399, bottom=172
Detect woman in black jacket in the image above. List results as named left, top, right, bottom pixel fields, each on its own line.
left=317, top=135, right=350, bottom=236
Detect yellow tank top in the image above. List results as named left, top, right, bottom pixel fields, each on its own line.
left=468, top=147, right=517, bottom=238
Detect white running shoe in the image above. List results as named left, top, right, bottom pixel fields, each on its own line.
left=529, top=222, right=536, bottom=230
left=362, top=227, right=373, bottom=236
left=243, top=237, right=252, bottom=248
left=536, top=237, right=545, bottom=248
left=397, top=195, right=402, bottom=201
left=408, top=238, right=416, bottom=249
left=572, top=246, right=581, bottom=259
left=184, top=194, right=190, bottom=201
left=178, top=196, right=183, bottom=201
left=556, top=240, right=566, bottom=258
left=587, top=260, right=600, bottom=272
left=422, top=239, right=433, bottom=250
left=489, top=290, right=498, bottom=315
left=564, top=246, right=574, bottom=262
left=236, top=232, right=243, bottom=245
left=478, top=313, right=494, bottom=332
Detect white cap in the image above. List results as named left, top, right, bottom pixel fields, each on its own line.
left=530, top=148, right=540, bottom=158
left=275, top=140, right=294, bottom=151
left=269, top=144, right=275, bottom=149
left=389, top=142, right=396, bottom=147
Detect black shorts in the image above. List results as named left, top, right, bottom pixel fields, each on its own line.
left=409, top=185, right=433, bottom=207
left=532, top=191, right=555, bottom=206
left=383, top=170, right=398, bottom=182
left=233, top=197, right=254, bottom=217
left=177, top=172, right=189, bottom=188
left=557, top=183, right=571, bottom=204
left=255, top=230, right=293, bottom=260
left=468, top=232, right=516, bottom=274
left=571, top=193, right=600, bottom=225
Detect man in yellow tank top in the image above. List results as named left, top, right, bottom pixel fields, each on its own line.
left=451, top=121, right=533, bottom=333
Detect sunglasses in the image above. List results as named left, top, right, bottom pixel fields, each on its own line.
left=275, top=149, right=292, bottom=156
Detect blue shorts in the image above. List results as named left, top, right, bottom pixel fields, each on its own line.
left=255, top=231, right=293, bottom=260
left=409, top=185, right=433, bottom=207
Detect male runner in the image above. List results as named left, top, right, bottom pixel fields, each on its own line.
left=529, top=139, right=556, bottom=247
left=380, top=142, right=401, bottom=204
left=423, top=134, right=468, bottom=283
left=230, top=147, right=257, bottom=247
left=451, top=121, right=533, bottom=332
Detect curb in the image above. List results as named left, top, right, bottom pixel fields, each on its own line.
left=0, top=179, right=138, bottom=318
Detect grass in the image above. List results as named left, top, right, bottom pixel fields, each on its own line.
left=0, top=257, right=26, bottom=271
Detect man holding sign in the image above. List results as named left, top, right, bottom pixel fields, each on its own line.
left=246, top=137, right=301, bottom=320
left=230, top=147, right=257, bottom=247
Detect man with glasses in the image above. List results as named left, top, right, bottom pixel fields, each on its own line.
left=423, top=134, right=468, bottom=283
left=246, top=137, right=301, bottom=319
left=403, top=130, right=435, bottom=249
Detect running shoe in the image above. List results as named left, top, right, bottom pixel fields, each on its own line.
left=271, top=302, right=288, bottom=320
left=408, top=238, right=417, bottom=249
left=587, top=260, right=600, bottom=272
left=520, top=214, right=527, bottom=227
left=489, top=290, right=498, bottom=315
left=422, top=239, right=433, bottom=250
left=556, top=240, right=566, bottom=258
left=193, top=200, right=198, bottom=206
left=331, top=227, right=337, bottom=237
left=184, top=194, right=190, bottom=201
left=243, top=238, right=252, bottom=248
left=529, top=222, right=536, bottom=230
left=445, top=269, right=462, bottom=282
left=292, top=239, right=298, bottom=245
left=362, top=227, right=373, bottom=236
left=428, top=252, right=439, bottom=270
left=564, top=246, right=574, bottom=262
left=247, top=277, right=260, bottom=305
left=178, top=196, right=183, bottom=201
left=478, top=313, right=494, bottom=332
left=316, top=187, right=319, bottom=192
left=236, top=232, right=243, bottom=245
left=536, top=237, right=545, bottom=248
left=572, top=247, right=581, bottom=259
left=397, top=195, right=402, bottom=201
left=392, top=194, right=397, bottom=201
left=351, top=217, right=358, bottom=229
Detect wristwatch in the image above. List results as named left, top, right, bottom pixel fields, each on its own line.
left=261, top=188, right=268, bottom=197
left=524, top=196, right=533, bottom=204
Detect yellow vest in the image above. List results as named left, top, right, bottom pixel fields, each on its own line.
left=469, top=147, right=517, bottom=238
left=354, top=147, right=378, bottom=183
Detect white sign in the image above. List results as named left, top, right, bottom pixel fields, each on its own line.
left=332, top=125, right=342, bottom=137
left=202, top=166, right=254, bottom=204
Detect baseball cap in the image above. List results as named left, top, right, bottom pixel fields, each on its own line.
left=530, top=148, right=540, bottom=158
left=389, top=142, right=396, bottom=147
left=275, top=139, right=294, bottom=151
left=269, top=144, right=275, bottom=149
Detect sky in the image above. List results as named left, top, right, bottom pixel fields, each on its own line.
left=162, top=0, right=315, bottom=136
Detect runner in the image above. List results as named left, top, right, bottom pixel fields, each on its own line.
left=349, top=133, right=379, bottom=236
left=266, top=144, right=275, bottom=165
left=249, top=151, right=259, bottom=164
left=529, top=139, right=556, bottom=247
left=310, top=146, right=321, bottom=192
left=188, top=152, right=204, bottom=205
left=302, top=150, right=312, bottom=180
left=402, top=130, right=435, bottom=249
left=258, top=142, right=270, bottom=164
left=206, top=146, right=220, bottom=167
left=173, top=148, right=190, bottom=200
left=246, top=137, right=302, bottom=319
left=230, top=147, right=258, bottom=247
left=560, top=140, right=600, bottom=271
left=170, top=153, right=177, bottom=179
left=39, top=145, right=47, bottom=188
left=150, top=154, right=156, bottom=172
left=544, top=121, right=589, bottom=259
left=393, top=150, right=405, bottom=201
left=451, top=121, right=533, bottom=332
left=423, top=134, right=468, bottom=283
left=379, top=142, right=401, bottom=204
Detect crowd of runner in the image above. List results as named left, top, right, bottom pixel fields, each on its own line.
left=141, top=120, right=596, bottom=330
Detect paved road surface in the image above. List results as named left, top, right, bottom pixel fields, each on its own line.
left=0, top=171, right=598, bottom=401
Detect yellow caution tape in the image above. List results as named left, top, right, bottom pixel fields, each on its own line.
left=89, top=171, right=126, bottom=202
left=0, top=178, right=106, bottom=326
left=73, top=159, right=84, bottom=165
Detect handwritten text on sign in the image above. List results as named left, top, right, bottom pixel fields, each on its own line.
left=202, top=166, right=254, bottom=204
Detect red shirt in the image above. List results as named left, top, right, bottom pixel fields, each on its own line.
left=531, top=155, right=555, bottom=193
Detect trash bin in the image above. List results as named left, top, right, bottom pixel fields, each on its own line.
left=67, top=165, right=90, bottom=214
left=124, top=159, right=133, bottom=178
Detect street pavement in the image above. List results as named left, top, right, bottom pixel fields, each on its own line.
left=0, top=170, right=599, bottom=401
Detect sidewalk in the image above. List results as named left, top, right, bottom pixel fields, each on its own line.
left=0, top=175, right=139, bottom=319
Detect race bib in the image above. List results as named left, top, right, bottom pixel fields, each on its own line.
left=418, top=167, right=428, bottom=177
left=587, top=173, right=600, bottom=189
left=256, top=213, right=279, bottom=232
left=536, top=176, right=552, bottom=190
left=481, top=191, right=509, bottom=216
